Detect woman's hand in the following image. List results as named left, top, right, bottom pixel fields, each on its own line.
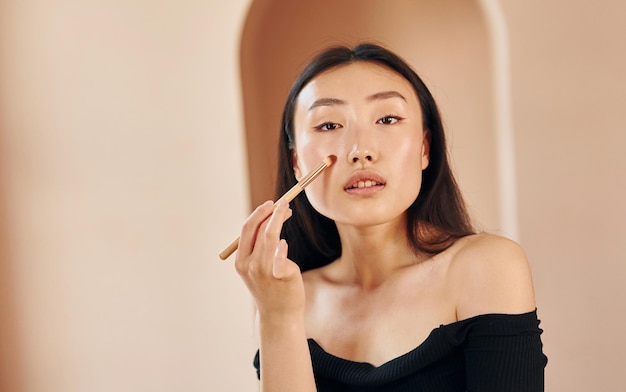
left=235, top=201, right=316, bottom=391
left=234, top=200, right=305, bottom=320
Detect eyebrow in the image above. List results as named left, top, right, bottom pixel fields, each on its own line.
left=307, top=90, right=407, bottom=111
left=308, top=98, right=346, bottom=111
left=367, top=90, right=407, bottom=102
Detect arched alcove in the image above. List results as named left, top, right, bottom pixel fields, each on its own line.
left=240, top=0, right=502, bottom=232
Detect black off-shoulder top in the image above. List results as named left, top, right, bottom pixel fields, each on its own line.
left=253, top=310, right=547, bottom=391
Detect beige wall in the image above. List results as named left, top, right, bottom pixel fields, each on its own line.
left=0, top=1, right=625, bottom=391
left=501, top=1, right=626, bottom=390
left=0, top=0, right=257, bottom=391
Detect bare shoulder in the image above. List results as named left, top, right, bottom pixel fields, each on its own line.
left=448, top=233, right=537, bottom=320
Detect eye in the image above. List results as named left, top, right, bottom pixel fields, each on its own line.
left=377, top=115, right=403, bottom=125
left=315, top=122, right=342, bottom=131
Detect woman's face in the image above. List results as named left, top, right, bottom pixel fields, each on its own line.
left=292, top=61, right=430, bottom=227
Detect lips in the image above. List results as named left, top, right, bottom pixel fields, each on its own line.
left=344, top=171, right=386, bottom=191
left=347, top=180, right=383, bottom=189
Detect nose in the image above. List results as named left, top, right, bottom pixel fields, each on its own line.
left=345, top=122, right=379, bottom=164
left=348, top=141, right=378, bottom=163
left=349, top=148, right=375, bottom=163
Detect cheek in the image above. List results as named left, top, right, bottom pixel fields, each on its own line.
left=393, top=136, right=426, bottom=191
left=295, top=143, right=334, bottom=211
left=293, top=137, right=335, bottom=179
left=301, top=174, right=336, bottom=220
left=388, top=133, right=424, bottom=164
left=303, top=180, right=326, bottom=207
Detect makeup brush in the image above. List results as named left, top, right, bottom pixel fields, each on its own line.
left=218, top=155, right=336, bottom=260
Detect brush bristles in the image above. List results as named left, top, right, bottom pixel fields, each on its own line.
left=324, top=155, right=337, bottom=167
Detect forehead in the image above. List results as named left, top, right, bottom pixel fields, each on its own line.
left=296, top=61, right=418, bottom=106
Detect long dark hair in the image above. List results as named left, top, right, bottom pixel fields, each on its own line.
left=276, top=43, right=475, bottom=272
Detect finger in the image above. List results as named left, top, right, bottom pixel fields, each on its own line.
left=261, top=202, right=292, bottom=249
left=255, top=202, right=292, bottom=270
left=235, top=200, right=274, bottom=272
left=272, top=239, right=299, bottom=280
left=239, top=200, right=274, bottom=255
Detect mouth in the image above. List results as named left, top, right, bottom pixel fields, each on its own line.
left=346, top=180, right=384, bottom=190
left=343, top=170, right=387, bottom=192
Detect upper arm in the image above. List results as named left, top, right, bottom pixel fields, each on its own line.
left=464, top=315, right=547, bottom=392
left=450, top=234, right=537, bottom=320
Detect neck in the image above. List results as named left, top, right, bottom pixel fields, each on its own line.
left=334, top=220, right=426, bottom=290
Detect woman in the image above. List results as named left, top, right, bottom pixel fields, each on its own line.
left=235, top=43, right=547, bottom=391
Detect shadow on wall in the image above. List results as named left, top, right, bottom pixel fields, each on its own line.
left=239, top=0, right=502, bottom=232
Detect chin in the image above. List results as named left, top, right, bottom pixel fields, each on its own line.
left=331, top=209, right=407, bottom=228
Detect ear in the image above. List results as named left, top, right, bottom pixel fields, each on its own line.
left=292, top=151, right=302, bottom=180
left=421, top=130, right=431, bottom=170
